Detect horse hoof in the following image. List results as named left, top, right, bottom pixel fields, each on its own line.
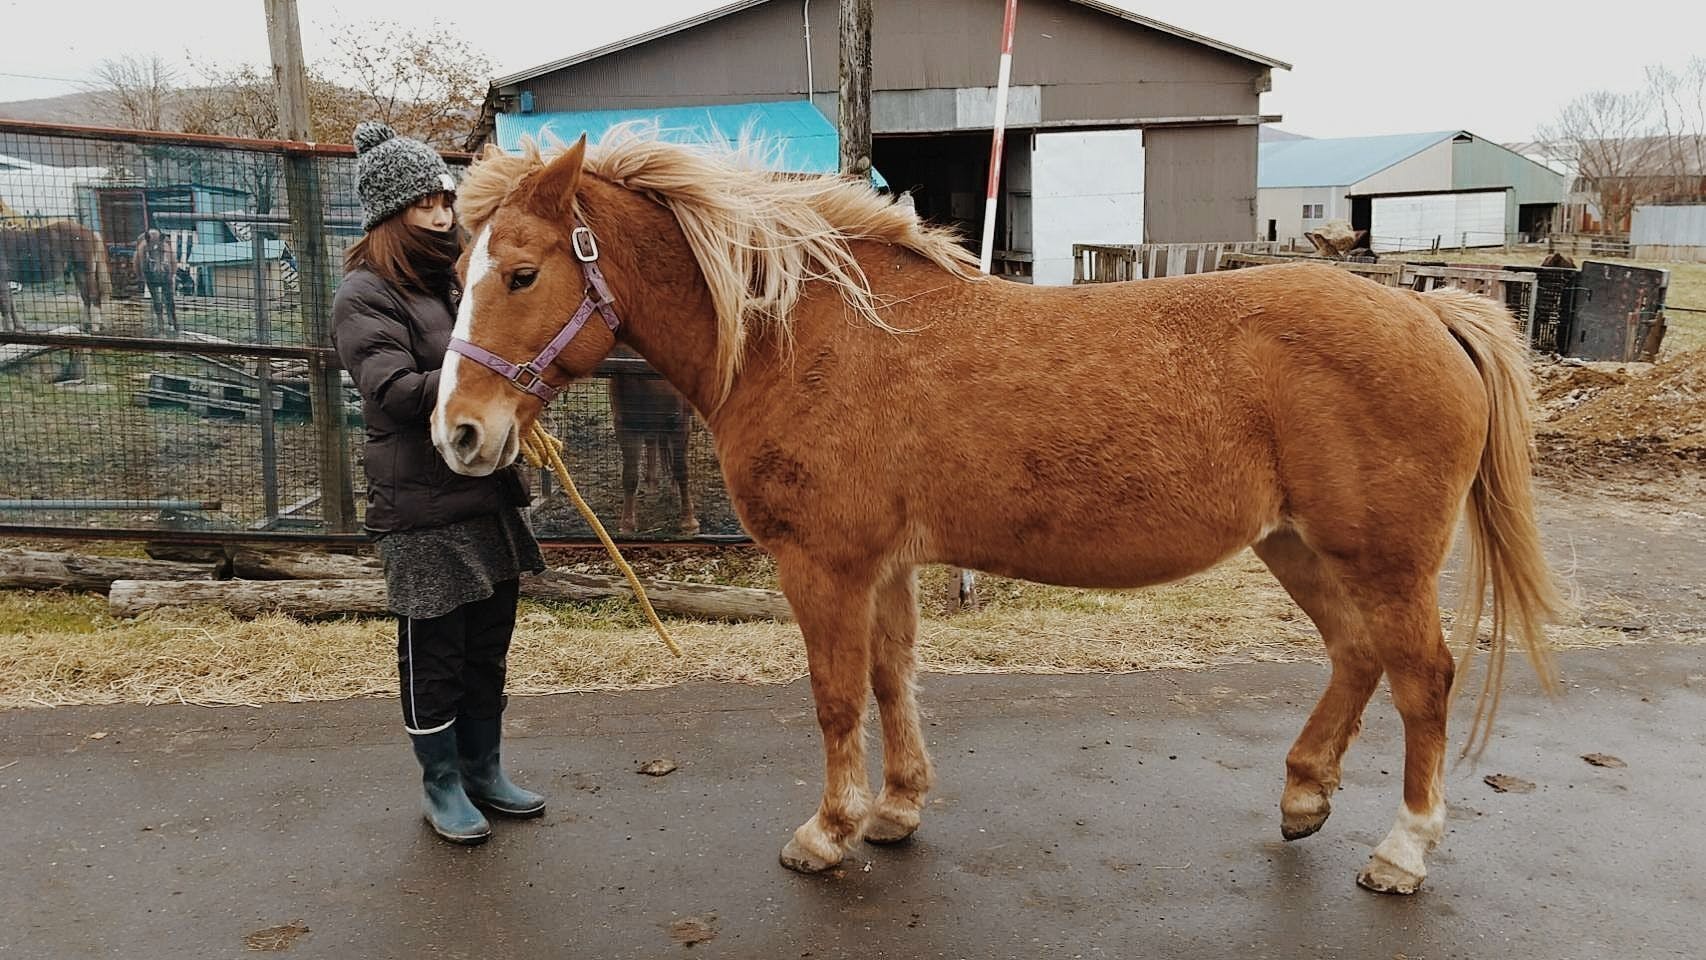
left=678, top=519, right=701, bottom=537
left=862, top=811, right=920, bottom=845
left=1281, top=815, right=1328, bottom=841
left=1280, top=787, right=1331, bottom=841
left=1281, top=804, right=1331, bottom=841
left=1356, top=855, right=1425, bottom=895
left=780, top=837, right=845, bottom=874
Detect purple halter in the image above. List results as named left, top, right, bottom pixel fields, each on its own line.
left=446, top=219, right=619, bottom=404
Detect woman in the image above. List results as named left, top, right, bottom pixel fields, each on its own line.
left=332, top=121, right=547, bottom=845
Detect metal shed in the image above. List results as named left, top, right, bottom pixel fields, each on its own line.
left=1257, top=130, right=1567, bottom=251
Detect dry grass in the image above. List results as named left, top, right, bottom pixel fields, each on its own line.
left=0, top=551, right=1659, bottom=710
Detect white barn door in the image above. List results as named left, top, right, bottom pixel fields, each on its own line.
left=1371, top=192, right=1506, bottom=252
left=1030, top=130, right=1144, bottom=285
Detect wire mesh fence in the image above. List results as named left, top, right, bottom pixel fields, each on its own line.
left=0, top=120, right=741, bottom=544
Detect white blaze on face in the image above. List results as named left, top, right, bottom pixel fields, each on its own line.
left=433, top=224, right=494, bottom=450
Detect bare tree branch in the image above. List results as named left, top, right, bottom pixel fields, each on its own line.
left=1538, top=90, right=1663, bottom=235
left=318, top=19, right=493, bottom=149
left=89, top=55, right=179, bottom=131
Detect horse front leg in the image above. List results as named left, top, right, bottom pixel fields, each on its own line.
left=864, top=565, right=932, bottom=844
left=776, top=556, right=876, bottom=873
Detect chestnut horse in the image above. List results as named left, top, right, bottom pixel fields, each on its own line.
left=434, top=132, right=1561, bottom=895
left=0, top=220, right=110, bottom=333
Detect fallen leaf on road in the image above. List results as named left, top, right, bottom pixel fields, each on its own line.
left=1581, top=753, right=1627, bottom=768
left=638, top=758, right=678, bottom=777
left=1483, top=774, right=1536, bottom=794
left=669, top=914, right=717, bottom=946
left=243, top=920, right=309, bottom=951
left=86, top=732, right=107, bottom=741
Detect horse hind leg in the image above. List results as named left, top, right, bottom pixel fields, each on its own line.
left=671, top=422, right=698, bottom=536
left=75, top=266, right=103, bottom=333
left=641, top=434, right=661, bottom=494
left=1254, top=530, right=1382, bottom=842
left=617, top=431, right=641, bottom=535
left=863, top=566, right=932, bottom=844
left=1354, top=586, right=1454, bottom=895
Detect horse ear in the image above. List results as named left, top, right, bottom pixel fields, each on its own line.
left=526, top=134, right=588, bottom=221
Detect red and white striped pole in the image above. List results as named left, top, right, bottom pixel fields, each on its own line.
left=955, top=0, right=1019, bottom=611
left=977, top=0, right=1020, bottom=274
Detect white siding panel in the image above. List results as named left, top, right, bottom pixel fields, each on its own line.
left=1632, top=204, right=1706, bottom=246
left=1371, top=191, right=1506, bottom=252
left=1030, top=130, right=1143, bottom=285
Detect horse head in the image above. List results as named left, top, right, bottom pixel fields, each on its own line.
left=432, top=134, right=618, bottom=476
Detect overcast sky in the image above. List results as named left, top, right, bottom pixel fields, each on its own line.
left=2, top=0, right=1702, bottom=142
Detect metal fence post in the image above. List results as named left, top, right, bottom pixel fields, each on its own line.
left=283, top=153, right=355, bottom=532
left=253, top=229, right=279, bottom=526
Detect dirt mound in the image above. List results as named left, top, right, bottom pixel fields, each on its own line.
left=1537, top=350, right=1706, bottom=464
left=1533, top=360, right=1632, bottom=404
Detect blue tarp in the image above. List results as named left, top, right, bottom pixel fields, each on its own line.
left=494, top=100, right=887, bottom=188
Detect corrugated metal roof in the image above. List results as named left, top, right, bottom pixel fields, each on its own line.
left=491, top=0, right=1288, bottom=88
left=1258, top=131, right=1458, bottom=189
left=494, top=100, right=887, bottom=186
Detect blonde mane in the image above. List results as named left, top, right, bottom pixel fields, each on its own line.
left=455, top=125, right=980, bottom=401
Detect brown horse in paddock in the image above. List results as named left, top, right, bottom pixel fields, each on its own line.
left=0, top=220, right=110, bottom=333
left=608, top=346, right=699, bottom=536
left=434, top=131, right=1562, bottom=895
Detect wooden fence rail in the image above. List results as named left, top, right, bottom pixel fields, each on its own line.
left=1072, top=241, right=1284, bottom=283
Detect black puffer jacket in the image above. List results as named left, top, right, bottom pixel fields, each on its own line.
left=331, top=267, right=528, bottom=533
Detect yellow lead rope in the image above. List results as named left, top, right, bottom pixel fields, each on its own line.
left=520, top=422, right=682, bottom=657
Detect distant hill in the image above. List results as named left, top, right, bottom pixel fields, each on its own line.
left=0, top=89, right=164, bottom=126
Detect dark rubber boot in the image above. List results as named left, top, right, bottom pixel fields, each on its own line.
left=457, top=714, right=546, bottom=818
left=409, top=726, right=491, bottom=844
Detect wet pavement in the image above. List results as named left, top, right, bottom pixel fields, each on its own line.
left=2, top=646, right=1702, bottom=959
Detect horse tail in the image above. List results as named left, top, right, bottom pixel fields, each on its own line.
left=1421, top=287, right=1565, bottom=759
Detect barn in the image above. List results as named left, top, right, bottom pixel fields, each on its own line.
left=1256, top=130, right=1568, bottom=252
left=467, top=0, right=1288, bottom=284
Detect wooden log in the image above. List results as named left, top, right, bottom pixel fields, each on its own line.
left=1, top=549, right=221, bottom=593
left=109, top=571, right=793, bottom=622
left=229, top=547, right=380, bottom=580
left=523, top=570, right=793, bottom=622
left=109, top=578, right=384, bottom=618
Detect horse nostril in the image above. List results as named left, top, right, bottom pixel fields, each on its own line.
left=452, top=422, right=481, bottom=462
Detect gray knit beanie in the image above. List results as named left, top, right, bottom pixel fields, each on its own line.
left=354, top=121, right=456, bottom=230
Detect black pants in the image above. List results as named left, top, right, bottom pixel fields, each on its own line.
left=396, top=579, right=520, bottom=733
left=144, top=275, right=177, bottom=329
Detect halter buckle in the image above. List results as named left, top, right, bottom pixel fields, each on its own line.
left=571, top=226, right=599, bottom=262
left=510, top=363, right=546, bottom=393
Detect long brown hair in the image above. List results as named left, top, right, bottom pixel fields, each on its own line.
left=344, top=197, right=463, bottom=297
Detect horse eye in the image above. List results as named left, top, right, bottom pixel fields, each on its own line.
left=509, top=269, right=537, bottom=291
